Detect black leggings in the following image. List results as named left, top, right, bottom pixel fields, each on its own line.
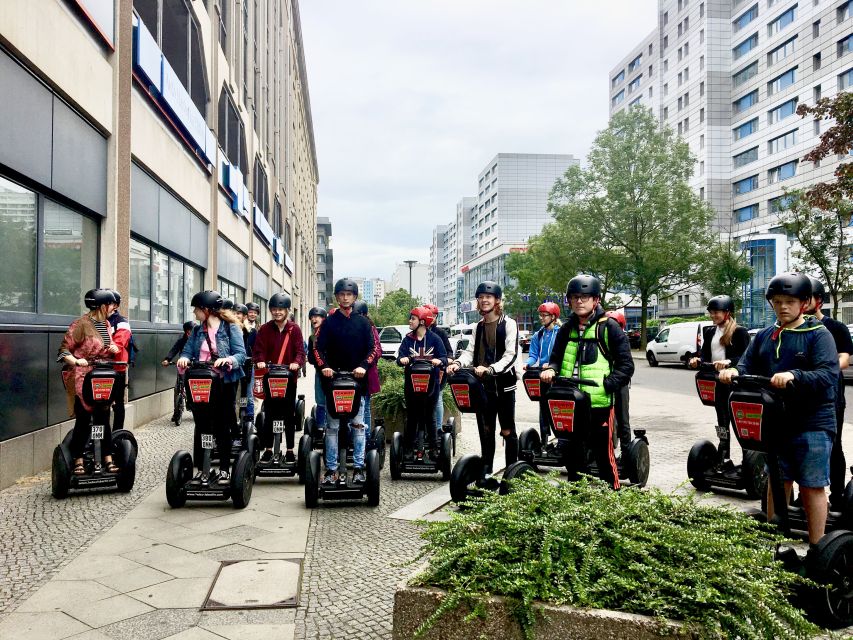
left=404, top=389, right=439, bottom=450
left=111, top=373, right=127, bottom=431
left=259, top=380, right=298, bottom=450
left=614, top=384, right=631, bottom=451
left=714, top=389, right=732, bottom=459
left=830, top=402, right=847, bottom=504
left=69, top=396, right=113, bottom=460
left=564, top=407, right=620, bottom=489
left=192, top=379, right=238, bottom=473
left=476, top=390, right=517, bottom=475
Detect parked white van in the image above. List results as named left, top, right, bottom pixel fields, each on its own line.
left=645, top=321, right=713, bottom=367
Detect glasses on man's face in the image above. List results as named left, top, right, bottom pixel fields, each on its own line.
left=569, top=294, right=592, bottom=303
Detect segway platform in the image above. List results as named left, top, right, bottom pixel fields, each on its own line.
left=253, top=366, right=304, bottom=482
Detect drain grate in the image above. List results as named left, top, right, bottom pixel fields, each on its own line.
left=201, top=558, right=302, bottom=610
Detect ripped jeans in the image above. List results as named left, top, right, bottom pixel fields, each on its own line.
left=324, top=394, right=366, bottom=472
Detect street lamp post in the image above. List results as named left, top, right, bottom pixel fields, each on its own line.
left=403, top=260, right=417, bottom=297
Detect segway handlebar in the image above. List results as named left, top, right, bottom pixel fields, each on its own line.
left=697, top=362, right=717, bottom=373
left=264, top=363, right=301, bottom=376
left=554, top=376, right=599, bottom=387
left=732, top=374, right=793, bottom=388
left=76, top=359, right=128, bottom=367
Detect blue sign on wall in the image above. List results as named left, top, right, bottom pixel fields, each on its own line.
left=254, top=206, right=274, bottom=246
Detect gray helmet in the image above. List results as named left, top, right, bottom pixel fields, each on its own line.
left=475, top=281, right=502, bottom=299
left=808, top=277, right=829, bottom=304
left=353, top=300, right=369, bottom=315
left=190, top=290, right=224, bottom=311
left=109, top=289, right=122, bottom=305
left=706, top=295, right=735, bottom=313
left=84, top=288, right=116, bottom=310
left=765, top=273, right=812, bottom=301
left=308, top=307, right=327, bottom=318
left=566, top=275, right=602, bottom=299
left=221, top=299, right=235, bottom=311
left=235, top=303, right=249, bottom=315
left=269, top=293, right=292, bottom=309
left=182, top=320, right=198, bottom=332
left=245, top=302, right=261, bottom=313
left=334, top=278, right=359, bottom=297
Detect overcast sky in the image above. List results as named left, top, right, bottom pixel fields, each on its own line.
left=299, top=0, right=657, bottom=281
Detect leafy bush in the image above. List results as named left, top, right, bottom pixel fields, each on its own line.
left=372, top=361, right=455, bottom=421
left=411, top=474, right=817, bottom=640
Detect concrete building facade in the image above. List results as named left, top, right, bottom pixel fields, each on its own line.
left=316, top=216, right=333, bottom=309
left=390, top=262, right=429, bottom=302
left=0, top=0, right=318, bottom=487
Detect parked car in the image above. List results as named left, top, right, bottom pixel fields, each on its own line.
left=645, top=321, right=712, bottom=367
left=627, top=327, right=659, bottom=349
left=377, top=325, right=410, bottom=360
left=519, top=330, right=532, bottom=353
left=448, top=336, right=471, bottom=360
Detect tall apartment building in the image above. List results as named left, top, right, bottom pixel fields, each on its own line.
left=0, top=0, right=318, bottom=488
left=316, top=216, right=333, bottom=308
left=428, top=198, right=477, bottom=326
left=390, top=262, right=430, bottom=301
left=361, top=278, right=386, bottom=307
left=429, top=224, right=449, bottom=312
left=611, top=0, right=853, bottom=326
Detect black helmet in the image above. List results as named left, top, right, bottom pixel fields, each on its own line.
left=475, top=281, right=502, bottom=299
left=245, top=302, right=261, bottom=313
left=308, top=307, right=327, bottom=318
left=84, top=288, right=116, bottom=310
left=182, top=320, right=198, bottom=332
left=110, top=289, right=122, bottom=305
left=190, top=290, right=224, bottom=310
left=353, top=300, right=369, bottom=315
left=221, top=299, right=235, bottom=311
left=235, top=303, right=249, bottom=315
left=765, top=273, right=812, bottom=301
left=706, top=295, right=735, bottom=313
left=566, top=275, right=602, bottom=299
left=269, top=293, right=292, bottom=309
left=808, top=276, right=829, bottom=304
left=334, top=278, right=359, bottom=297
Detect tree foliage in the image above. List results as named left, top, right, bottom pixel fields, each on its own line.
left=796, top=92, right=853, bottom=208
left=695, top=237, right=752, bottom=308
left=367, top=288, right=421, bottom=327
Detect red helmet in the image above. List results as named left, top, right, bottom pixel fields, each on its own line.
left=606, top=310, right=626, bottom=330
left=424, top=303, right=439, bottom=315
left=410, top=306, right=435, bottom=328
left=537, top=302, right=561, bottom=318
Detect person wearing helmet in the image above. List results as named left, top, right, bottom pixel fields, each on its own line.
left=307, top=307, right=329, bottom=430
left=720, top=273, right=839, bottom=545
left=234, top=303, right=248, bottom=323
left=541, top=275, right=635, bottom=490
left=423, top=303, right=453, bottom=430
left=253, top=293, right=306, bottom=463
left=221, top=299, right=235, bottom=311
left=688, top=295, right=751, bottom=463
left=805, top=277, right=853, bottom=509
left=245, top=302, right=261, bottom=328
left=100, top=290, right=133, bottom=432
left=233, top=303, right=257, bottom=423
left=352, top=300, right=382, bottom=435
left=603, top=309, right=635, bottom=462
left=162, top=320, right=199, bottom=424
left=177, top=291, right=247, bottom=485
left=57, top=289, right=125, bottom=476
left=525, top=301, right=562, bottom=450
left=398, top=307, right=448, bottom=456
left=313, top=278, right=377, bottom=484
left=446, top=281, right=519, bottom=480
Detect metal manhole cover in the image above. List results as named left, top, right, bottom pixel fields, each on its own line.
left=201, top=559, right=302, bottom=610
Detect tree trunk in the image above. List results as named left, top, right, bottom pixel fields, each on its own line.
left=639, top=292, right=649, bottom=352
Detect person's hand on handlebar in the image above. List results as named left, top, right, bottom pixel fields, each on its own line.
left=161, top=359, right=170, bottom=367
left=540, top=368, right=555, bottom=383
left=288, top=363, right=300, bottom=371
left=176, top=357, right=190, bottom=368
left=713, top=359, right=731, bottom=371
left=474, top=365, right=489, bottom=378
left=688, top=357, right=700, bottom=369
left=430, top=358, right=442, bottom=366
left=322, top=367, right=334, bottom=378
left=213, top=357, right=232, bottom=369
left=107, top=344, right=120, bottom=355
left=718, top=368, right=738, bottom=384
left=771, top=371, right=795, bottom=389
left=399, top=357, right=410, bottom=366
left=255, top=361, right=266, bottom=369
left=446, top=362, right=459, bottom=375
left=353, top=367, right=367, bottom=378
left=66, top=356, right=88, bottom=367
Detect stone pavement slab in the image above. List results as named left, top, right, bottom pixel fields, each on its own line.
left=0, top=611, right=91, bottom=640
left=201, top=623, right=295, bottom=640
left=63, top=593, right=154, bottom=628
left=128, top=577, right=213, bottom=609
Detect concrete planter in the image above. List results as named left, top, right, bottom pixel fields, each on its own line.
left=393, top=584, right=700, bottom=640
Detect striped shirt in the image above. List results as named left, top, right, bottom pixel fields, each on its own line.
left=58, top=317, right=112, bottom=362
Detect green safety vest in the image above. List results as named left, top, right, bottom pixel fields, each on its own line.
left=559, top=318, right=612, bottom=408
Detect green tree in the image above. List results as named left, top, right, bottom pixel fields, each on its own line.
left=547, top=107, right=715, bottom=349
left=695, top=237, right=752, bottom=307
left=368, top=288, right=421, bottom=327
left=796, top=92, right=853, bottom=207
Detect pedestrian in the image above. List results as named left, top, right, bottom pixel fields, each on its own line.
left=306, top=307, right=329, bottom=430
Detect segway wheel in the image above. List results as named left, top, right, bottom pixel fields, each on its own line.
left=303, top=416, right=315, bottom=438
left=626, top=437, right=650, bottom=488
left=840, top=481, right=853, bottom=530
left=115, top=439, right=137, bottom=493
left=365, top=450, right=381, bottom=506
left=373, top=425, right=386, bottom=470
left=295, top=397, right=305, bottom=433
left=166, top=451, right=193, bottom=508
left=305, top=451, right=321, bottom=508
left=231, top=452, right=254, bottom=509
left=499, top=461, right=536, bottom=495
left=517, top=428, right=541, bottom=467
left=742, top=450, right=768, bottom=500
left=440, top=432, right=453, bottom=481
left=255, top=412, right=265, bottom=436
left=807, top=530, right=853, bottom=627
left=390, top=432, right=403, bottom=480
left=310, top=405, right=317, bottom=421
left=687, top=439, right=717, bottom=491
left=51, top=445, right=71, bottom=499
left=111, top=429, right=139, bottom=456
left=247, top=433, right=261, bottom=467
left=450, top=454, right=484, bottom=503
left=297, top=434, right=312, bottom=485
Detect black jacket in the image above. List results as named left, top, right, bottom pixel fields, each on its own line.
left=699, top=325, right=751, bottom=367
left=164, top=335, right=188, bottom=363
left=313, top=309, right=376, bottom=373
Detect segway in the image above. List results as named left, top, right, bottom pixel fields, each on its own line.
left=52, top=360, right=138, bottom=499
left=197, top=363, right=260, bottom=469
left=237, top=357, right=254, bottom=431
left=728, top=374, right=853, bottom=627
left=304, top=371, right=380, bottom=507
left=687, top=363, right=767, bottom=499
left=389, top=359, right=454, bottom=480
left=165, top=361, right=254, bottom=509
left=253, top=365, right=305, bottom=483
left=446, top=367, right=535, bottom=502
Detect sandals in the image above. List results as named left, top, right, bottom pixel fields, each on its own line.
left=105, top=460, right=120, bottom=473
left=73, top=462, right=86, bottom=475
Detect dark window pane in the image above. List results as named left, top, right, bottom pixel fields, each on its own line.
left=129, top=239, right=151, bottom=321
left=169, top=256, right=184, bottom=324
left=152, top=249, right=169, bottom=323
left=0, top=176, right=37, bottom=312
left=162, top=0, right=189, bottom=88
left=134, top=0, right=158, bottom=37
left=185, top=264, right=202, bottom=320
left=43, top=200, right=98, bottom=316
left=190, top=19, right=207, bottom=116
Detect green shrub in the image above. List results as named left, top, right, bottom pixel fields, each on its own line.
left=411, top=474, right=817, bottom=640
left=372, top=362, right=456, bottom=421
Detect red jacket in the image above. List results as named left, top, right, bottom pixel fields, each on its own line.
left=253, top=320, right=306, bottom=366
left=108, top=312, right=131, bottom=373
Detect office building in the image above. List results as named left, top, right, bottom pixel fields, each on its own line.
left=316, top=216, right=333, bottom=308
left=390, top=262, right=429, bottom=301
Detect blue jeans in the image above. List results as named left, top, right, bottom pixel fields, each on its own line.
left=434, top=391, right=444, bottom=430
left=313, top=373, right=327, bottom=428
left=325, top=395, right=366, bottom=472
left=358, top=394, right=372, bottom=438
left=776, top=429, right=833, bottom=488
left=245, top=369, right=255, bottom=419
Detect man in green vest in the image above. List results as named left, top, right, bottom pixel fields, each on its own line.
left=540, top=275, right=634, bottom=489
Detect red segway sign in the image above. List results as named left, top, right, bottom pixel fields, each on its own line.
left=411, top=373, right=431, bottom=394
left=451, top=384, right=470, bottom=408
left=697, top=379, right=716, bottom=403
left=91, top=378, right=115, bottom=401
left=524, top=378, right=541, bottom=399
left=548, top=399, right=576, bottom=433
left=332, top=389, right=355, bottom=413
left=189, top=379, right=213, bottom=403
left=268, top=377, right=289, bottom=399
left=731, top=401, right=763, bottom=442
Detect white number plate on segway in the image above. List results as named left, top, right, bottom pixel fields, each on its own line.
left=201, top=434, right=215, bottom=449
left=239, top=398, right=248, bottom=408
left=91, top=425, right=105, bottom=440
left=272, top=420, right=285, bottom=433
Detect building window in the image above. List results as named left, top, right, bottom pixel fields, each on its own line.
left=612, top=90, right=625, bottom=106
left=700, top=81, right=705, bottom=96
left=734, top=4, right=759, bottom=31
left=734, top=204, right=759, bottom=222
left=663, top=106, right=669, bottom=119
left=700, top=134, right=705, bottom=149
left=253, top=157, right=269, bottom=217
left=733, top=117, right=759, bottom=140
left=814, top=19, right=821, bottom=37
left=768, top=67, right=797, bottom=94
left=768, top=129, right=797, bottom=154
left=252, top=294, right=268, bottom=323
left=768, top=97, right=798, bottom=123
left=700, top=28, right=705, bottom=44
left=734, top=33, right=759, bottom=59
left=629, top=75, right=642, bottom=92
left=814, top=84, right=822, bottom=101
left=629, top=96, right=642, bottom=107
left=700, top=2, right=705, bottom=17
left=734, top=146, right=759, bottom=167
left=664, top=35, right=669, bottom=49
left=664, top=83, right=669, bottom=96
left=217, top=235, right=248, bottom=293
left=218, top=89, right=248, bottom=175
left=768, top=36, right=796, bottom=65
left=813, top=52, right=822, bottom=71
left=768, top=5, right=797, bottom=36
left=218, top=278, right=246, bottom=307
left=700, top=107, right=705, bottom=122
left=664, top=59, right=669, bottom=72
left=733, top=175, right=759, bottom=195
left=839, top=34, right=853, bottom=57
left=768, top=160, right=798, bottom=183
left=840, top=67, right=853, bottom=89
left=628, top=54, right=642, bottom=73
left=769, top=194, right=795, bottom=213
left=612, top=69, right=625, bottom=87
left=840, top=1, right=851, bottom=22
left=733, top=62, right=759, bottom=87
left=218, top=0, right=229, bottom=54
left=273, top=198, right=283, bottom=237
left=130, top=237, right=202, bottom=323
